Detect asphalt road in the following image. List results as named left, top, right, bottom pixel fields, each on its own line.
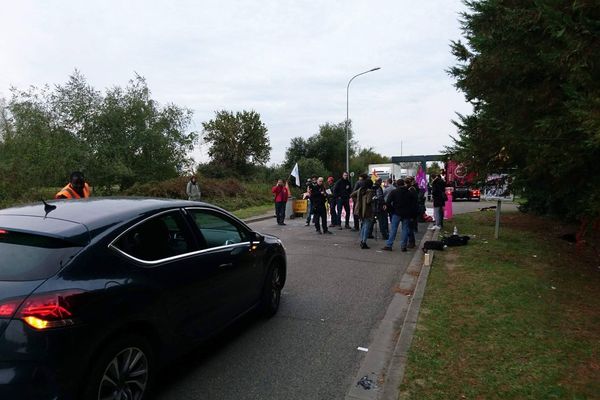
left=155, top=199, right=515, bottom=399
left=155, top=213, right=423, bottom=400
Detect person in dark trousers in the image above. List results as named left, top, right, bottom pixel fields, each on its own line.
left=271, top=179, right=289, bottom=226
left=55, top=171, right=91, bottom=199
left=430, top=174, right=446, bottom=230
left=372, top=178, right=389, bottom=240
left=351, top=178, right=375, bottom=249
left=382, top=179, right=416, bottom=252
left=309, top=177, right=332, bottom=234
left=333, top=172, right=352, bottom=229
left=417, top=184, right=427, bottom=222
left=326, top=176, right=338, bottom=227
left=406, top=177, right=419, bottom=248
left=305, top=176, right=317, bottom=226
left=351, top=173, right=368, bottom=231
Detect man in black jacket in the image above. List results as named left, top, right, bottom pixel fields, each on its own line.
left=406, top=177, right=419, bottom=248
left=333, top=172, right=352, bottom=230
left=430, top=174, right=446, bottom=230
left=381, top=179, right=417, bottom=252
left=309, top=177, right=332, bottom=234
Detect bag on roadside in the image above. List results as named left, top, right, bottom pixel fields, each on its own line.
left=442, top=235, right=470, bottom=247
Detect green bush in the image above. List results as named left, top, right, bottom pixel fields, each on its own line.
left=0, top=176, right=275, bottom=214
left=122, top=176, right=273, bottom=212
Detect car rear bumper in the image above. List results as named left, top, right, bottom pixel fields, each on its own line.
left=0, top=320, right=89, bottom=399
left=0, top=360, right=74, bottom=400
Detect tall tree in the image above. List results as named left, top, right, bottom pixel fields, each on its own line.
left=448, top=0, right=600, bottom=218
left=89, top=76, right=197, bottom=190
left=284, top=121, right=357, bottom=175
left=350, top=147, right=390, bottom=175
left=284, top=137, right=308, bottom=167
left=427, top=161, right=442, bottom=177
left=202, top=110, right=271, bottom=175
left=0, top=71, right=198, bottom=197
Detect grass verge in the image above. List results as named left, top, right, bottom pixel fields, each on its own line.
left=399, top=211, right=600, bottom=399
left=231, top=203, right=274, bottom=220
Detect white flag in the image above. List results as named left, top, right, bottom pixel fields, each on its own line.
left=290, top=162, right=300, bottom=187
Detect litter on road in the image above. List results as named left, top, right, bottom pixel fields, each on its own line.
left=356, top=375, right=377, bottom=390
left=357, top=347, right=369, bottom=352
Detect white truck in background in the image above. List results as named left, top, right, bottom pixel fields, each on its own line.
left=367, top=163, right=416, bottom=181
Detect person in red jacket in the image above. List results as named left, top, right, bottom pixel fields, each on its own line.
left=55, top=171, right=91, bottom=199
left=271, top=179, right=290, bottom=225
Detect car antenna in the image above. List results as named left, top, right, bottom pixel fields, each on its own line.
left=41, top=199, right=57, bottom=218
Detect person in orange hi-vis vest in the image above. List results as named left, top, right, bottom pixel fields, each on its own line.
left=55, top=171, right=91, bottom=199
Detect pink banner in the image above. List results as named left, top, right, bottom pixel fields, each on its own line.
left=416, top=165, right=427, bottom=190
left=444, top=190, right=453, bottom=220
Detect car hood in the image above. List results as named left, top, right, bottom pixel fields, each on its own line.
left=0, top=280, right=46, bottom=337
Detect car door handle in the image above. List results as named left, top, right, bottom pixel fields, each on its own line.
left=218, top=262, right=234, bottom=269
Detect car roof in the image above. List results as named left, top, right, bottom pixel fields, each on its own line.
left=0, top=197, right=219, bottom=241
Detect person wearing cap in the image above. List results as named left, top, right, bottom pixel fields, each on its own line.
left=325, top=176, right=338, bottom=227
left=55, top=171, right=91, bottom=199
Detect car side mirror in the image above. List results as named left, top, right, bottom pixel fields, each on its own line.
left=251, top=232, right=264, bottom=243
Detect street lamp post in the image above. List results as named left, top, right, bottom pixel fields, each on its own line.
left=346, top=67, right=381, bottom=176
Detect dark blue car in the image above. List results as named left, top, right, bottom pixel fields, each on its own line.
left=0, top=198, right=286, bottom=400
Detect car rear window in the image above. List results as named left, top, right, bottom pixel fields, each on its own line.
left=0, top=230, right=82, bottom=281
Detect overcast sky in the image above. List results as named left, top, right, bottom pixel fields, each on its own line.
left=0, top=0, right=472, bottom=165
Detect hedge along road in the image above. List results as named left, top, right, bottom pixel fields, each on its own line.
left=154, top=211, right=423, bottom=400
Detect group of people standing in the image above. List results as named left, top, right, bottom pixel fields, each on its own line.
left=272, top=171, right=448, bottom=251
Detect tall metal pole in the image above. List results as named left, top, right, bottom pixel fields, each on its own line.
left=346, top=67, right=381, bottom=176
left=494, top=200, right=502, bottom=239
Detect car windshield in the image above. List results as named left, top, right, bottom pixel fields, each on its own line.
left=0, top=230, right=82, bottom=281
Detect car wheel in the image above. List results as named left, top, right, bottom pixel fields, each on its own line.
left=83, top=334, right=154, bottom=400
left=260, top=262, right=284, bottom=317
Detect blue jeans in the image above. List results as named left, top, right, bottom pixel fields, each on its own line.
left=400, top=218, right=411, bottom=249
left=360, top=217, right=373, bottom=243
left=306, top=200, right=313, bottom=223
left=386, top=214, right=401, bottom=248
left=386, top=215, right=411, bottom=249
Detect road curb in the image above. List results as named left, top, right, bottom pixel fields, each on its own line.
left=345, top=226, right=436, bottom=400
left=379, top=228, right=439, bottom=400
left=243, top=213, right=275, bottom=224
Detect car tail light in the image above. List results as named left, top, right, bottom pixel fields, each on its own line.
left=0, top=300, right=20, bottom=318
left=472, top=189, right=480, bottom=196
left=0, top=290, right=85, bottom=330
